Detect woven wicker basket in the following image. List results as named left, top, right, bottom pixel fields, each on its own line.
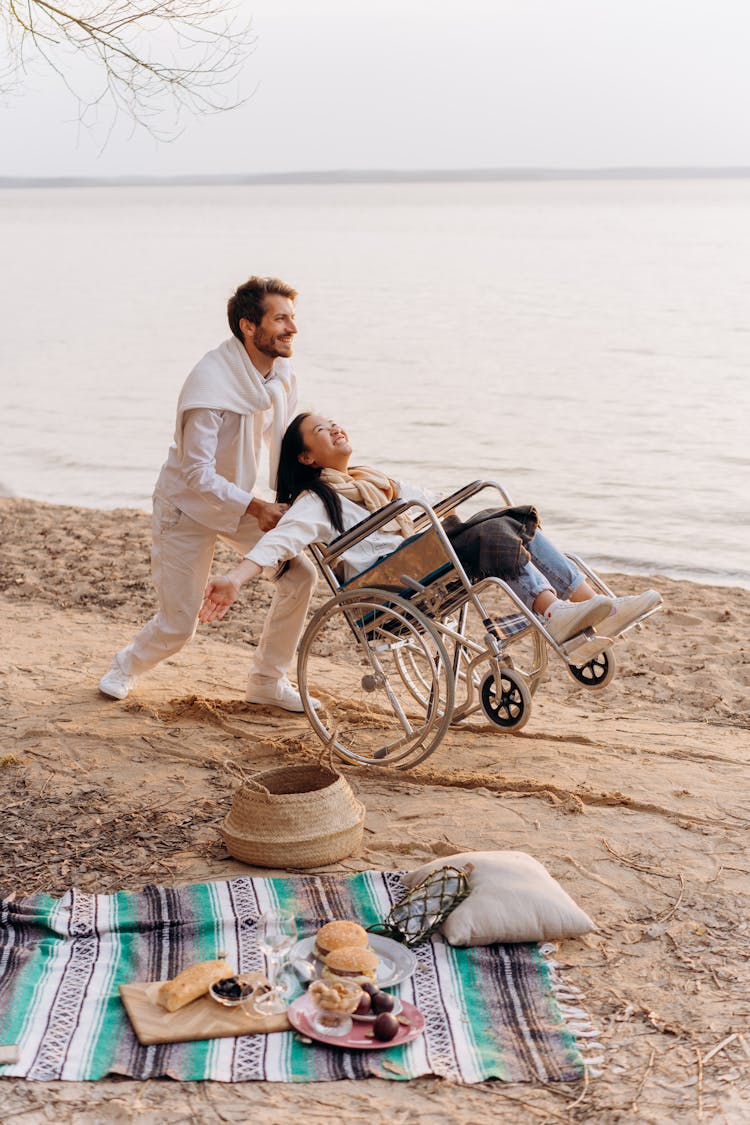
left=220, top=763, right=365, bottom=869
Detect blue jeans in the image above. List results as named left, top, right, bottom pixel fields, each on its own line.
left=508, top=531, right=583, bottom=609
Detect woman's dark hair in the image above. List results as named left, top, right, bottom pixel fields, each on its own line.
left=276, top=413, right=344, bottom=532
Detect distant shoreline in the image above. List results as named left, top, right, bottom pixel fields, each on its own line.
left=3, top=166, right=750, bottom=189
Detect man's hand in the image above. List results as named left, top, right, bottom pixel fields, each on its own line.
left=247, top=497, right=288, bottom=531
left=199, top=577, right=240, bottom=623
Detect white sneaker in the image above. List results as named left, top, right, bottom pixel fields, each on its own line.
left=544, top=595, right=614, bottom=645
left=246, top=678, right=320, bottom=713
left=597, top=589, right=662, bottom=637
left=98, top=658, right=136, bottom=700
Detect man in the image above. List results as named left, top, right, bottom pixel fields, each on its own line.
left=98, top=275, right=318, bottom=711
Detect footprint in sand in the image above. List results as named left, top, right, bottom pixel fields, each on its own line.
left=704, top=608, right=733, bottom=622
left=666, top=610, right=703, bottom=626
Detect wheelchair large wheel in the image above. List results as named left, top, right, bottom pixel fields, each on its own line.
left=479, top=666, right=531, bottom=732
left=393, top=643, right=451, bottom=712
left=566, top=648, right=616, bottom=690
left=297, top=588, right=455, bottom=769
left=392, top=615, right=463, bottom=711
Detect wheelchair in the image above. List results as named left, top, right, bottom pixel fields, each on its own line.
left=296, top=481, right=659, bottom=770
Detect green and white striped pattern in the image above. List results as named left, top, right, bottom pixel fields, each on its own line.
left=0, top=873, right=584, bottom=1083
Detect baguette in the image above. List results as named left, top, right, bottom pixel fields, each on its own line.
left=157, top=959, right=233, bottom=1012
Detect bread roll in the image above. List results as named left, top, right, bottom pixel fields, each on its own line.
left=321, top=945, right=379, bottom=984
left=157, top=959, right=233, bottom=1012
left=314, top=920, right=368, bottom=961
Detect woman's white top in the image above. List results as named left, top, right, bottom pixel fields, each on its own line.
left=246, top=482, right=438, bottom=579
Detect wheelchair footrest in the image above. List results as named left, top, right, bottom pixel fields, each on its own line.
left=561, top=630, right=614, bottom=669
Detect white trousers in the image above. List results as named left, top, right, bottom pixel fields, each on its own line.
left=117, top=495, right=317, bottom=685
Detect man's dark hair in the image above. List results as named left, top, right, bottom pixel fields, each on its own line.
left=227, top=276, right=298, bottom=340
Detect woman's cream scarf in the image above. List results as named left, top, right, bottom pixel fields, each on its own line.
left=321, top=466, right=416, bottom=538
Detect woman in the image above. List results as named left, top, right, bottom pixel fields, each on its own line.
left=199, top=413, right=660, bottom=644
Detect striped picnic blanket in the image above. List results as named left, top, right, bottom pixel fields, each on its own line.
left=0, top=872, right=585, bottom=1083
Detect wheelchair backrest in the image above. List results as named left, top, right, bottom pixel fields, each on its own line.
left=342, top=526, right=454, bottom=593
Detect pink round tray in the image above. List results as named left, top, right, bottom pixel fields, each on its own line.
left=287, top=994, right=425, bottom=1050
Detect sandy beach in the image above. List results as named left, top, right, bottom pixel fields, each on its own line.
left=1, top=495, right=749, bottom=1123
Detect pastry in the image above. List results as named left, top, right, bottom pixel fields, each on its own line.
left=157, top=958, right=233, bottom=1012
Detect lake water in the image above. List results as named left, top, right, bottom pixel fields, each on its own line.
left=1, top=178, right=749, bottom=588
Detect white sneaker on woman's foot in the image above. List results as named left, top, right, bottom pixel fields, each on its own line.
left=544, top=596, right=614, bottom=645
left=98, top=659, right=137, bottom=700
left=597, top=589, right=662, bottom=637
left=246, top=678, right=320, bottom=713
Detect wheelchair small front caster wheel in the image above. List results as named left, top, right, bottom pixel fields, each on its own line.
left=479, top=667, right=531, bottom=732
left=567, top=649, right=616, bottom=690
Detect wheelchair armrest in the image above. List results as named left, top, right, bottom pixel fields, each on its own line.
left=320, top=480, right=515, bottom=564
left=412, top=480, right=514, bottom=527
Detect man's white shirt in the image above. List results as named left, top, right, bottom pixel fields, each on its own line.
left=154, top=357, right=297, bottom=534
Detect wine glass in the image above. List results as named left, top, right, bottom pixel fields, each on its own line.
left=253, top=909, right=298, bottom=1015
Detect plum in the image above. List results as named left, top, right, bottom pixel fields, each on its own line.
left=354, top=991, right=372, bottom=1016
left=372, top=1012, right=399, bottom=1041
left=371, top=990, right=395, bottom=1014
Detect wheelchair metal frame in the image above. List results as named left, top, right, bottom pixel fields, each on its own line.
left=296, top=480, right=658, bottom=769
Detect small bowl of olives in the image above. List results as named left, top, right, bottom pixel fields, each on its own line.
left=209, top=975, right=264, bottom=1009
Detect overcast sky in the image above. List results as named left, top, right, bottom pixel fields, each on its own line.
left=3, top=0, right=750, bottom=178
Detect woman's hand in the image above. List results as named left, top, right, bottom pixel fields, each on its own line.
left=199, top=577, right=240, bottom=623
left=199, top=559, right=263, bottom=624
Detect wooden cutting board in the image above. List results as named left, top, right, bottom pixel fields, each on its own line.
left=119, top=975, right=290, bottom=1046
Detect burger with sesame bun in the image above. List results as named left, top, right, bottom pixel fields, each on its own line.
left=313, top=920, right=369, bottom=963
left=321, top=945, right=379, bottom=985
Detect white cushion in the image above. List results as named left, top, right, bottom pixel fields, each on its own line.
left=401, top=850, right=595, bottom=945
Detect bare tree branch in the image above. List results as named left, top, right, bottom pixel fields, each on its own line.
left=0, top=0, right=255, bottom=138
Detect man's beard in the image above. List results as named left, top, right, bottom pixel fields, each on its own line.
left=254, top=329, right=292, bottom=358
